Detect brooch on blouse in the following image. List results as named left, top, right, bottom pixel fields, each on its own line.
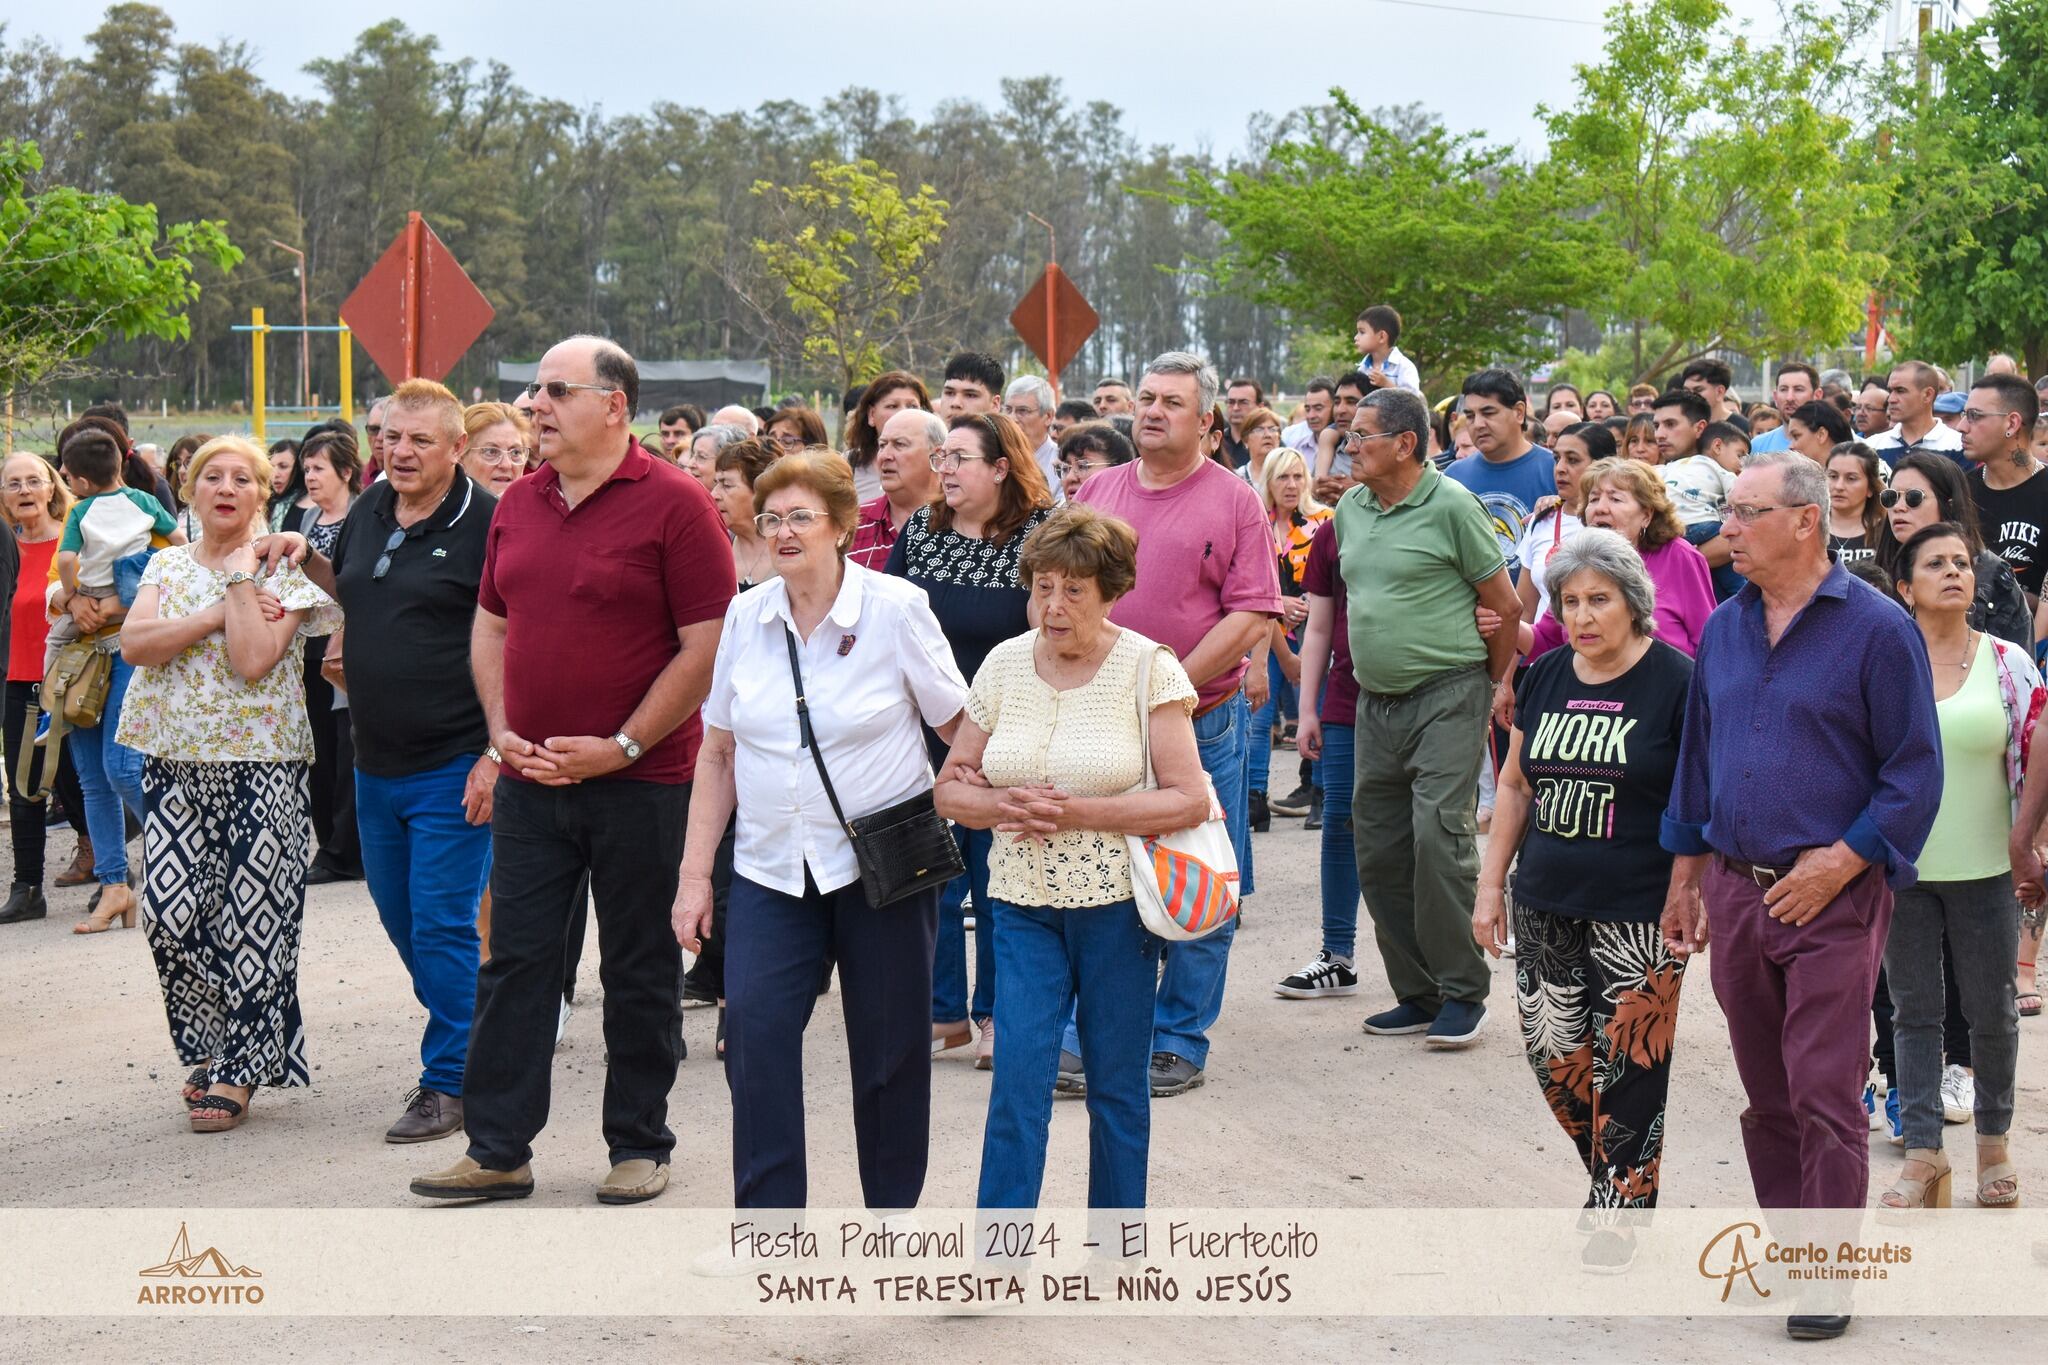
left=837, top=634, right=856, bottom=656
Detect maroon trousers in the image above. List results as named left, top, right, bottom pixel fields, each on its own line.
left=1705, top=857, right=1891, bottom=1208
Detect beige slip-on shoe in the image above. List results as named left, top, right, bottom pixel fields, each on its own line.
left=597, top=1159, right=670, bottom=1205
left=409, top=1155, right=534, bottom=1201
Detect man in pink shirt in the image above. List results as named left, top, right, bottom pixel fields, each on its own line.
left=1067, top=351, right=1281, bottom=1097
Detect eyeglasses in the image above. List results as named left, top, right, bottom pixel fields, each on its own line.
left=1056, top=459, right=1112, bottom=477
left=754, top=509, right=827, bottom=536
left=771, top=431, right=806, bottom=450
left=1961, top=408, right=2007, bottom=425
left=1339, top=430, right=1402, bottom=453
left=1725, top=502, right=1805, bottom=523
left=521, top=380, right=618, bottom=402
left=1000, top=404, right=1042, bottom=420
left=372, top=528, right=407, bottom=581
left=3, top=478, right=48, bottom=492
left=928, top=451, right=995, bottom=472
left=1878, top=488, right=1930, bottom=510
left=470, top=445, right=525, bottom=466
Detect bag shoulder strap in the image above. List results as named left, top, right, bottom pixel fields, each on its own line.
left=783, top=623, right=852, bottom=833
left=1133, top=636, right=1157, bottom=791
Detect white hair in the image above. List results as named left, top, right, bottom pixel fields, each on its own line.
left=710, top=404, right=760, bottom=435
left=1742, top=450, right=1828, bottom=509
left=882, top=408, right=948, bottom=450
left=1005, top=375, right=1055, bottom=412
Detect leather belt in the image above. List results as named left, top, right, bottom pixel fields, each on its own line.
left=1193, top=688, right=1242, bottom=720
left=1719, top=854, right=1797, bottom=890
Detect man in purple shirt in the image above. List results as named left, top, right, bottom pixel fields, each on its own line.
left=1659, top=452, right=1940, bottom=1342
left=1066, top=350, right=1281, bottom=1097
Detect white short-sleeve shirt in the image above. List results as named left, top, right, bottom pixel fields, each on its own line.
left=703, top=561, right=969, bottom=896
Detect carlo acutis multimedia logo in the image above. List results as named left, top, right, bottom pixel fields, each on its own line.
left=135, top=1222, right=266, bottom=1306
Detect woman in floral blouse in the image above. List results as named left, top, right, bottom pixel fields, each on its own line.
left=118, top=435, right=340, bottom=1134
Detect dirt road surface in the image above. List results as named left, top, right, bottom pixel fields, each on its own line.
left=4, top=806, right=2037, bottom=1361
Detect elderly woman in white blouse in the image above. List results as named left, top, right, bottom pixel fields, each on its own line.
left=672, top=449, right=968, bottom=1211
left=936, top=504, right=1210, bottom=1211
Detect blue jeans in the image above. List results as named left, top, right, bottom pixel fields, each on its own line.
left=1063, top=689, right=1251, bottom=1069
left=979, top=899, right=1158, bottom=1209
left=1318, top=722, right=1359, bottom=960
left=932, top=824, right=996, bottom=1024
left=1246, top=650, right=1297, bottom=796
left=74, top=655, right=144, bottom=885
left=356, top=755, right=493, bottom=1094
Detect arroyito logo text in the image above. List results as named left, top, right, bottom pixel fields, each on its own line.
left=136, top=1222, right=265, bottom=1306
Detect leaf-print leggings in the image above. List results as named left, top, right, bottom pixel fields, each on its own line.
left=1512, top=903, right=1686, bottom=1210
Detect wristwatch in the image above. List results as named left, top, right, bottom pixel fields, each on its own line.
left=613, top=731, right=643, bottom=763
left=225, top=570, right=259, bottom=588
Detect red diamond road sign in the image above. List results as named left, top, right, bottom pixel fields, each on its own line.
left=341, top=212, right=495, bottom=384
left=1010, top=263, right=1098, bottom=379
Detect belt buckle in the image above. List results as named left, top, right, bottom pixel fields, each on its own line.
left=1750, top=864, right=1780, bottom=890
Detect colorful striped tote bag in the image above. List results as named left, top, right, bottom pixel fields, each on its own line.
left=1125, top=642, right=1240, bottom=941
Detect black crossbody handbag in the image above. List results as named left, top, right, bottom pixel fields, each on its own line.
left=783, top=625, right=964, bottom=906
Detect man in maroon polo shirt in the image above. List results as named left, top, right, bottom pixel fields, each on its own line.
left=847, top=408, right=942, bottom=571
left=411, top=335, right=735, bottom=1208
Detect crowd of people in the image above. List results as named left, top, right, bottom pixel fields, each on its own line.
left=12, top=305, right=2048, bottom=1340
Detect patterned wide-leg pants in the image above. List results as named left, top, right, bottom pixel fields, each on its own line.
left=1512, top=902, right=1686, bottom=1209
left=141, top=757, right=312, bottom=1089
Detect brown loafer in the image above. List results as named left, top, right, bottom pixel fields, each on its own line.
left=596, top=1159, right=669, bottom=1205
left=409, top=1155, right=533, bottom=1201
left=385, top=1087, right=464, bottom=1144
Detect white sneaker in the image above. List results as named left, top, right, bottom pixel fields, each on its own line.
left=1940, top=1064, right=1974, bottom=1124
left=556, top=996, right=572, bottom=1047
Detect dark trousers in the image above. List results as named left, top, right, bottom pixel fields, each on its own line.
left=1707, top=857, right=1890, bottom=1207
left=464, top=778, right=689, bottom=1170
left=681, top=819, right=735, bottom=1001
left=3, top=678, right=86, bottom=885
left=304, top=641, right=360, bottom=876
left=725, top=869, right=937, bottom=1209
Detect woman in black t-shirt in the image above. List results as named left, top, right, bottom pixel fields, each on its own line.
left=1472, top=528, right=1692, bottom=1274
left=1826, top=441, right=1885, bottom=565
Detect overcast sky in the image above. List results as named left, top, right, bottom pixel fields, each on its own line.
left=3, top=0, right=1817, bottom=158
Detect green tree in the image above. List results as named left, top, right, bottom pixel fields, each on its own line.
left=0, top=138, right=240, bottom=397
left=743, top=158, right=949, bottom=388
left=1164, top=91, right=1617, bottom=388
left=1543, top=0, right=1890, bottom=384
left=1885, top=0, right=2048, bottom=375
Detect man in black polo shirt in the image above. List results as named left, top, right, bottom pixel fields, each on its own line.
left=262, top=377, right=497, bottom=1144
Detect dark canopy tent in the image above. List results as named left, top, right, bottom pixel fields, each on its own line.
left=497, top=359, right=771, bottom=419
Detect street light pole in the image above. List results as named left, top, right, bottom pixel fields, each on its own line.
left=269, top=239, right=309, bottom=409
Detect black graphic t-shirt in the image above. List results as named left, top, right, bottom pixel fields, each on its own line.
left=1971, top=465, right=2048, bottom=597
left=1512, top=639, right=1693, bottom=923
left=1829, top=531, right=1875, bottom=566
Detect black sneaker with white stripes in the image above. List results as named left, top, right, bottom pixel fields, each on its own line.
left=1274, top=950, right=1359, bottom=999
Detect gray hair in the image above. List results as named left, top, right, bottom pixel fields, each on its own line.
left=1005, top=375, right=1055, bottom=413
left=691, top=423, right=747, bottom=454
left=1742, top=450, right=1828, bottom=508
left=1544, top=528, right=1658, bottom=637
left=885, top=408, right=948, bottom=450
left=1142, top=351, right=1220, bottom=413
left=1359, top=387, right=1430, bottom=461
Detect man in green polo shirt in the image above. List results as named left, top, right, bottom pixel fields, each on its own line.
left=1334, top=388, right=1522, bottom=1049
